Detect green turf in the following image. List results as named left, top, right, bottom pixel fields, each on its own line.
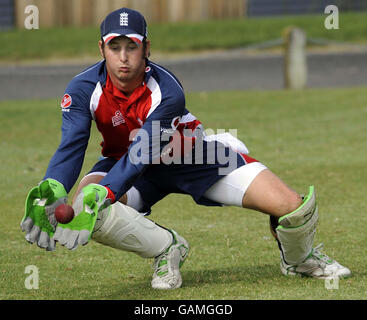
left=0, top=87, right=366, bottom=299
left=2, top=11, right=367, bottom=62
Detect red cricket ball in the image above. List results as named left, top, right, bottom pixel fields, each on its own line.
left=54, top=203, right=75, bottom=224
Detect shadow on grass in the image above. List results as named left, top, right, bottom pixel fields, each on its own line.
left=183, top=264, right=279, bottom=287
left=102, top=263, right=279, bottom=299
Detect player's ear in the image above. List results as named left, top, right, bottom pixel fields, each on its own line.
left=98, top=40, right=105, bottom=59
left=145, top=40, right=151, bottom=58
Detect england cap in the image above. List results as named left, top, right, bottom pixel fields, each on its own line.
left=100, top=7, right=148, bottom=45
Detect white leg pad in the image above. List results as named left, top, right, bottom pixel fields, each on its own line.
left=92, top=202, right=172, bottom=258
left=276, top=186, right=319, bottom=265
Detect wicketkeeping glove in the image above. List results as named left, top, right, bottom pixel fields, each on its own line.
left=20, top=178, right=67, bottom=251
left=53, top=183, right=115, bottom=250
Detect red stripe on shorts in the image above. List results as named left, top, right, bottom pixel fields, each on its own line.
left=240, top=153, right=258, bottom=164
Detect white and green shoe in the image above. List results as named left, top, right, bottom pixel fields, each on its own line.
left=280, top=243, right=351, bottom=279
left=151, top=230, right=189, bottom=289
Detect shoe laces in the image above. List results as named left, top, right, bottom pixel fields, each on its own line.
left=152, top=233, right=178, bottom=277
left=153, top=247, right=171, bottom=277
left=310, top=243, right=334, bottom=265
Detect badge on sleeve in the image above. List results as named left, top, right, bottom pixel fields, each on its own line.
left=61, top=94, right=72, bottom=112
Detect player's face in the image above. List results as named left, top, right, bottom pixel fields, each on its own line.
left=100, top=36, right=149, bottom=91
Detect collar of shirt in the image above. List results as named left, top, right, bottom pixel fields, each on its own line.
left=104, top=60, right=153, bottom=106
left=105, top=75, right=145, bottom=107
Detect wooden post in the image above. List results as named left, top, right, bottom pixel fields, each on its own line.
left=188, top=0, right=209, bottom=22
left=93, top=0, right=111, bottom=26
left=55, top=0, right=74, bottom=27
left=167, top=0, right=185, bottom=22
left=110, top=0, right=130, bottom=11
left=14, top=0, right=28, bottom=28
left=129, top=0, right=153, bottom=23
left=283, top=27, right=307, bottom=90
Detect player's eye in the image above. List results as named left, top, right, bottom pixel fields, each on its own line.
left=127, top=45, right=137, bottom=51
left=108, top=43, right=120, bottom=50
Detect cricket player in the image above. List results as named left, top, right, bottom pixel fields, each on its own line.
left=21, top=7, right=351, bottom=290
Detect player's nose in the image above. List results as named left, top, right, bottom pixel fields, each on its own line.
left=119, top=49, right=128, bottom=62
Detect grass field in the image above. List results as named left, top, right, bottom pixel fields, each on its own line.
left=2, top=11, right=367, bottom=62
left=0, top=86, right=366, bottom=300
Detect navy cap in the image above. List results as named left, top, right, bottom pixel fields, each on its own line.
left=100, top=7, right=147, bottom=45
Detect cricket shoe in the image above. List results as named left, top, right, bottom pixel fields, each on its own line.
left=280, top=243, right=351, bottom=279
left=151, top=230, right=189, bottom=289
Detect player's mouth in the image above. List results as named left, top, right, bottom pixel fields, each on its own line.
left=119, top=67, right=130, bottom=73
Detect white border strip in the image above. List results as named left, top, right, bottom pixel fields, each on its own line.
left=146, top=76, right=162, bottom=118
left=89, top=81, right=103, bottom=120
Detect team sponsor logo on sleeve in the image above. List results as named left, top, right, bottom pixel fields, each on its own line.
left=160, top=116, right=181, bottom=134
left=61, top=94, right=72, bottom=112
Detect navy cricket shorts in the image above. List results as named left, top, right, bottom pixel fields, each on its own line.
left=87, top=141, right=258, bottom=212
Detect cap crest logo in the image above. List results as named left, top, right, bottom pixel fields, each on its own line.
left=120, top=12, right=129, bottom=26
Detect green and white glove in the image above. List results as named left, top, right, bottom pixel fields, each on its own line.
left=20, top=178, right=67, bottom=251
left=53, top=183, right=115, bottom=250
